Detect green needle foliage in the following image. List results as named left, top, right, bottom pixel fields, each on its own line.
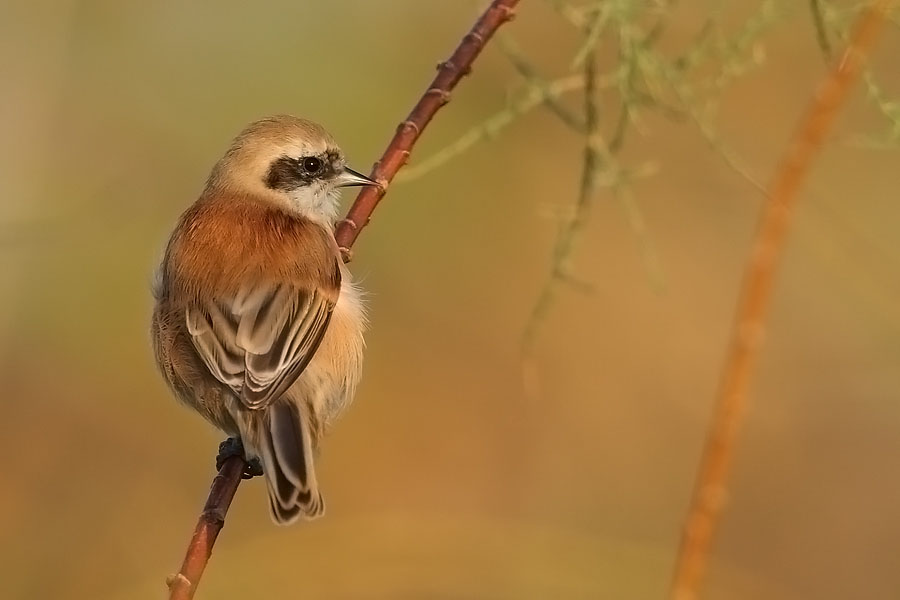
left=400, top=0, right=898, bottom=358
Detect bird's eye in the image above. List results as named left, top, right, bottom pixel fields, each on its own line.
left=301, top=157, right=322, bottom=173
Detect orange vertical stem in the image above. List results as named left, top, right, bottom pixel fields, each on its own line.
left=669, top=3, right=894, bottom=599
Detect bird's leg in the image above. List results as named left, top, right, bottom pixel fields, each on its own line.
left=216, top=437, right=263, bottom=479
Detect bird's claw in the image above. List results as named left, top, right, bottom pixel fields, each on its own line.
left=242, top=458, right=263, bottom=479
left=216, top=437, right=263, bottom=479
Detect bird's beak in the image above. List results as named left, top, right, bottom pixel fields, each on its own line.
left=334, top=167, right=380, bottom=188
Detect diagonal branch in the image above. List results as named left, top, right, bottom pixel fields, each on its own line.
left=669, top=2, right=894, bottom=599
left=334, top=0, right=521, bottom=258
left=166, top=2, right=521, bottom=599
left=167, top=456, right=244, bottom=600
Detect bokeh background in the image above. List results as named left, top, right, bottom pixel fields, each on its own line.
left=2, top=1, right=898, bottom=599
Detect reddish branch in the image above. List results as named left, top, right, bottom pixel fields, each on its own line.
left=166, top=2, right=520, bottom=598
left=334, top=0, right=520, bottom=256
left=167, top=456, right=244, bottom=600
left=668, top=2, right=894, bottom=600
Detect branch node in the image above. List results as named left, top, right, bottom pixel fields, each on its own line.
left=398, top=120, right=421, bottom=135
left=440, top=58, right=473, bottom=76
left=465, top=31, right=486, bottom=47
left=337, top=218, right=359, bottom=231
left=425, top=88, right=452, bottom=104
left=166, top=573, right=191, bottom=591
left=200, top=508, right=226, bottom=526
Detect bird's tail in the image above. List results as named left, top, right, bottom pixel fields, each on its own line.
left=252, top=402, right=324, bottom=524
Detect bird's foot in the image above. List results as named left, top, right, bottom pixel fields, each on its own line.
left=216, top=437, right=243, bottom=470
left=243, top=457, right=263, bottom=479
left=216, top=437, right=263, bottom=479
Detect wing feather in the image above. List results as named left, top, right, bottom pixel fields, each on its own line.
left=186, top=282, right=335, bottom=410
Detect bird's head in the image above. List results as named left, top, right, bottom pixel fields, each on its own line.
left=207, top=115, right=377, bottom=224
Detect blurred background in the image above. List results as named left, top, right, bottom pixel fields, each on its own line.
left=1, top=1, right=898, bottom=598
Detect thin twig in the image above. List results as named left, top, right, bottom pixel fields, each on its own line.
left=521, top=16, right=677, bottom=355
left=671, top=81, right=769, bottom=196
left=543, top=0, right=588, bottom=29
left=860, top=69, right=900, bottom=141
left=668, top=3, right=894, bottom=599
left=810, top=0, right=834, bottom=60
left=167, top=1, right=521, bottom=597
left=522, top=49, right=603, bottom=354
left=643, top=0, right=682, bottom=48
left=809, top=1, right=900, bottom=145
left=167, top=456, right=245, bottom=600
left=334, top=0, right=521, bottom=258
left=616, top=184, right=666, bottom=292
left=498, top=34, right=585, bottom=130
left=399, top=26, right=627, bottom=184
left=570, top=3, right=613, bottom=68
left=395, top=75, right=584, bottom=183
left=608, top=25, right=668, bottom=290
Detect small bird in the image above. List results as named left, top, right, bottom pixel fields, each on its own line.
left=152, top=115, right=377, bottom=524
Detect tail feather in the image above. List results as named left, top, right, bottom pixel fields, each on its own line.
left=270, top=402, right=309, bottom=488
left=255, top=402, right=324, bottom=524
left=257, top=424, right=300, bottom=510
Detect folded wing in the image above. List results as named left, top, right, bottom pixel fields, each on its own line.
left=186, top=283, right=334, bottom=410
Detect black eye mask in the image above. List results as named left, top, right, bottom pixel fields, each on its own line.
left=264, top=150, right=342, bottom=191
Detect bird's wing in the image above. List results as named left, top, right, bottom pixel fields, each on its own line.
left=185, top=281, right=336, bottom=410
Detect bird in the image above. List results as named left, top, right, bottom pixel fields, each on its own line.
left=151, top=115, right=378, bottom=524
